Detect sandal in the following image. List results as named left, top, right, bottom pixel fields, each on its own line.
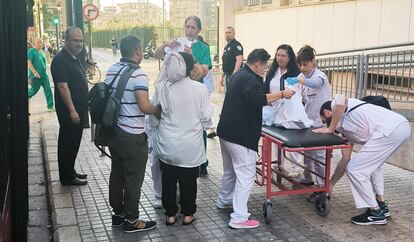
left=165, top=214, right=180, bottom=225
left=182, top=214, right=197, bottom=225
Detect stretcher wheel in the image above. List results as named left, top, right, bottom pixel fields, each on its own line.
left=314, top=193, right=330, bottom=217
left=263, top=201, right=273, bottom=224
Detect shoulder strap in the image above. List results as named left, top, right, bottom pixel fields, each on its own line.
left=114, top=65, right=138, bottom=101
left=109, top=65, right=127, bottom=87
left=347, top=102, right=368, bottom=113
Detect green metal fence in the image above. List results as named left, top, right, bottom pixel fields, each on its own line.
left=85, top=26, right=156, bottom=49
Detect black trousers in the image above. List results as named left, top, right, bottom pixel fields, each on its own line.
left=160, top=161, right=199, bottom=217
left=57, top=110, right=84, bottom=182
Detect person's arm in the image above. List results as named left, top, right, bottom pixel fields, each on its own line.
left=200, top=64, right=208, bottom=77
left=244, top=80, right=295, bottom=107
left=232, top=55, right=243, bottom=74
left=220, top=72, right=226, bottom=86
left=265, top=89, right=295, bottom=105
left=56, top=82, right=80, bottom=124
left=313, top=101, right=347, bottom=133
left=135, top=90, right=161, bottom=117
left=28, top=60, right=40, bottom=78
left=298, top=75, right=325, bottom=88
left=329, top=146, right=352, bottom=192
left=154, top=40, right=179, bottom=59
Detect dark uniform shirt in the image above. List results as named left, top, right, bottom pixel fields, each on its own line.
left=222, top=39, right=243, bottom=75
left=51, top=48, right=88, bottom=116
left=217, top=65, right=268, bottom=151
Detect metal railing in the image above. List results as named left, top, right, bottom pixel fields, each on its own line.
left=317, top=43, right=414, bottom=106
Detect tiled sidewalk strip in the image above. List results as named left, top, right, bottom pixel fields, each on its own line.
left=41, top=117, right=414, bottom=242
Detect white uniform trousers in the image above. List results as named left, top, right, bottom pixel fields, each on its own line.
left=217, top=138, right=257, bottom=224
left=304, top=150, right=326, bottom=187
left=346, top=121, right=411, bottom=209
left=149, top=152, right=162, bottom=199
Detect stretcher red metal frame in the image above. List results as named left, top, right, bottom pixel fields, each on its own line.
left=256, top=131, right=351, bottom=223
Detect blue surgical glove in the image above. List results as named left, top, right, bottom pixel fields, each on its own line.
left=286, top=77, right=298, bottom=85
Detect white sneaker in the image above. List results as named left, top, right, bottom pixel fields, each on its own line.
left=229, top=218, right=260, bottom=229
left=152, top=198, right=163, bottom=209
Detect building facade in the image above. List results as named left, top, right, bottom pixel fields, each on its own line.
left=219, top=0, right=414, bottom=56
left=95, top=2, right=163, bottom=29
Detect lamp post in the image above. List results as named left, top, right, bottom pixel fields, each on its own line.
left=216, top=0, right=220, bottom=63
left=57, top=2, right=61, bottom=49
left=36, top=0, right=42, bottom=38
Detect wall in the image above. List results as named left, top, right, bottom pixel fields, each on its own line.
left=229, top=0, right=414, bottom=55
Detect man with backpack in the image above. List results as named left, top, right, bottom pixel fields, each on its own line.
left=103, top=35, right=160, bottom=233
left=315, top=96, right=411, bottom=226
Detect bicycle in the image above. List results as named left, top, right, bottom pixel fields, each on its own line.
left=86, top=58, right=101, bottom=85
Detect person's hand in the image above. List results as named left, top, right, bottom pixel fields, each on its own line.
left=312, top=127, right=334, bottom=134
left=282, top=89, right=295, bottom=99
left=34, top=72, right=40, bottom=78
left=183, top=45, right=192, bottom=55
left=220, top=75, right=225, bottom=86
left=165, top=40, right=179, bottom=48
left=69, top=111, right=80, bottom=125
left=286, top=77, right=298, bottom=85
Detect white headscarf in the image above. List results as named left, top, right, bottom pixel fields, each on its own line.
left=154, top=52, right=189, bottom=113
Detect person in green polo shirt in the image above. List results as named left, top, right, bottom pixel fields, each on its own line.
left=28, top=37, right=54, bottom=111
left=154, top=15, right=212, bottom=177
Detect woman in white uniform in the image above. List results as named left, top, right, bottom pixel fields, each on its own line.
left=287, top=45, right=332, bottom=202
left=316, top=97, right=411, bottom=225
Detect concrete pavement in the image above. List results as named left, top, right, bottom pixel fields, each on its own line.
left=29, top=48, right=414, bottom=241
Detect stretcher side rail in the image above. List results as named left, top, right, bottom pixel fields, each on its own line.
left=257, top=126, right=352, bottom=221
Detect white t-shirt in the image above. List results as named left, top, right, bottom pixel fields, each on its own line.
left=332, top=98, right=407, bottom=144
left=104, top=62, right=148, bottom=134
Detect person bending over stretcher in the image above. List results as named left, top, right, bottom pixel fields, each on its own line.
left=314, top=95, right=411, bottom=225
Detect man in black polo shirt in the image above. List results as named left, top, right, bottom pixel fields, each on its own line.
left=51, top=26, right=88, bottom=186
left=221, top=27, right=243, bottom=92
left=216, top=49, right=295, bottom=229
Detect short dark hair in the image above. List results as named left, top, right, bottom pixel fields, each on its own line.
left=120, top=35, right=141, bottom=58
left=64, top=26, right=81, bottom=41
left=226, top=26, right=235, bottom=31
left=320, top=101, right=332, bottom=116
left=246, top=48, right=271, bottom=65
left=185, top=15, right=202, bottom=30
left=296, top=45, right=316, bottom=64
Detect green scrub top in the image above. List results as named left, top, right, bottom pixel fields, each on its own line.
left=28, top=48, right=47, bottom=78
left=191, top=40, right=212, bottom=83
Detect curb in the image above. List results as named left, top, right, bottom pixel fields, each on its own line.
left=41, top=121, right=82, bottom=242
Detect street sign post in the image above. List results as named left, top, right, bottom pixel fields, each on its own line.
left=82, top=4, right=99, bottom=21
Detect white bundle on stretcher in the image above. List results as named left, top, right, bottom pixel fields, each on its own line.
left=263, top=83, right=313, bottom=129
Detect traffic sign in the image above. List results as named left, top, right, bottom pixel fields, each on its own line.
left=83, top=3, right=99, bottom=21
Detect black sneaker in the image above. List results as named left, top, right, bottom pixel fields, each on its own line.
left=123, top=219, right=157, bottom=233
left=112, top=214, right=125, bottom=227
left=377, top=200, right=390, bottom=218
left=351, top=209, right=387, bottom=225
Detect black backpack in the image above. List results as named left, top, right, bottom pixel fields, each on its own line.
left=348, top=95, right=391, bottom=113
left=88, top=65, right=137, bottom=156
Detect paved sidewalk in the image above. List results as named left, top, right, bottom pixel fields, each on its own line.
left=41, top=113, right=414, bottom=241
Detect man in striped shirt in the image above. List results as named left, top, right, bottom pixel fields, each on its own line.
left=104, top=35, right=160, bottom=233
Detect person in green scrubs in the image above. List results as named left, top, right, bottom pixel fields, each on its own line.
left=154, top=15, right=212, bottom=177
left=28, top=37, right=54, bottom=111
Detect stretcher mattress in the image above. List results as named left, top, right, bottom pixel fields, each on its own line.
left=262, top=126, right=347, bottom=148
